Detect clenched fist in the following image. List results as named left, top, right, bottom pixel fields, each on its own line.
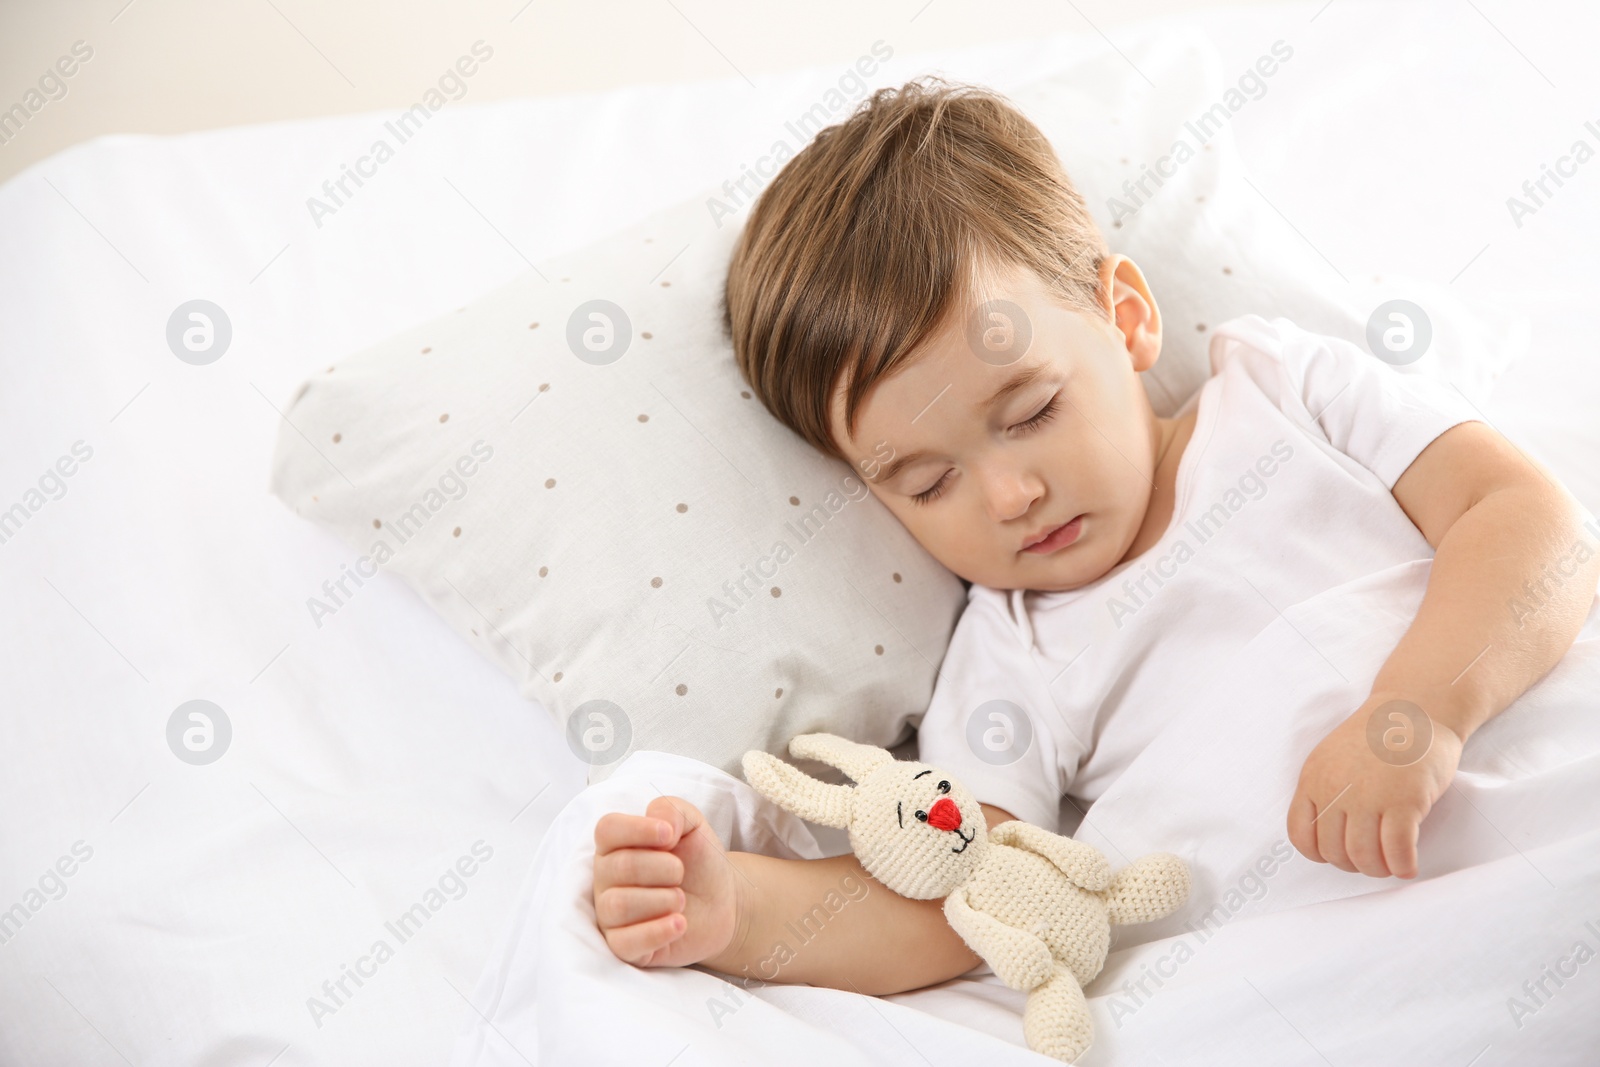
left=1288, top=693, right=1465, bottom=880
left=592, top=795, right=749, bottom=969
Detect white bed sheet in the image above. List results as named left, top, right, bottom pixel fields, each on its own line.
left=1, top=0, right=1597, bottom=1064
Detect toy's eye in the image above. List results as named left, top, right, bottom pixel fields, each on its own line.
left=915, top=809, right=928, bottom=822
left=938, top=780, right=950, bottom=794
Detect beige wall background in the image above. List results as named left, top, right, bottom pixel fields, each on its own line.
left=0, top=0, right=1265, bottom=185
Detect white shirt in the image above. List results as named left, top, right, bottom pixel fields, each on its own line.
left=915, top=313, right=1484, bottom=832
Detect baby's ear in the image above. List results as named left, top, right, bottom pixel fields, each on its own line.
left=741, top=750, right=854, bottom=828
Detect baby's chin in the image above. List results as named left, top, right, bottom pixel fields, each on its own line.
left=1015, top=563, right=1109, bottom=595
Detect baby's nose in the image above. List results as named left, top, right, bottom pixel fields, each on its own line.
left=927, top=797, right=961, bottom=832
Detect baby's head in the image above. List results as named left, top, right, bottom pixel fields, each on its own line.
left=724, top=78, right=1168, bottom=593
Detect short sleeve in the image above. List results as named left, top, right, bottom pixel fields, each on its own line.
left=913, top=587, right=1071, bottom=832
left=1211, top=315, right=1483, bottom=489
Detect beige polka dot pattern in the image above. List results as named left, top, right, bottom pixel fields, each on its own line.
left=273, top=210, right=973, bottom=791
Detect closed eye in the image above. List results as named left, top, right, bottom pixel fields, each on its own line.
left=909, top=394, right=1060, bottom=507
left=1014, top=395, right=1059, bottom=435
left=911, top=471, right=950, bottom=507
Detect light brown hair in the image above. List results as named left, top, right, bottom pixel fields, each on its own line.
left=722, top=76, right=1109, bottom=464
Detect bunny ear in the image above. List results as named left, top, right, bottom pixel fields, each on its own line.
left=741, top=751, right=854, bottom=828
left=787, top=733, right=895, bottom=785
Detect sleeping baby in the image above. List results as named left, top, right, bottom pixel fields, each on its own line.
left=589, top=77, right=1599, bottom=998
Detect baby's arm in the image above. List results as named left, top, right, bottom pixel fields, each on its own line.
left=595, top=797, right=1017, bottom=995
left=1289, top=420, right=1600, bottom=879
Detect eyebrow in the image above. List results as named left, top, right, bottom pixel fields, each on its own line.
left=869, top=364, right=1046, bottom=485
left=913, top=769, right=932, bottom=779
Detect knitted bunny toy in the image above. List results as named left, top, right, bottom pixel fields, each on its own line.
left=742, top=733, right=1190, bottom=1063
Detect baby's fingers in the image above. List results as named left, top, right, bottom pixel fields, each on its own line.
left=1315, top=808, right=1356, bottom=874
left=645, top=794, right=707, bottom=849
left=1380, top=810, right=1420, bottom=879
left=1343, top=812, right=1390, bottom=879
left=596, top=885, right=686, bottom=930
left=601, top=912, right=688, bottom=966
left=594, top=847, right=685, bottom=894
left=1287, top=792, right=1320, bottom=863
left=594, top=811, right=675, bottom=856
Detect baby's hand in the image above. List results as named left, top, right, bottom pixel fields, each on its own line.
left=1287, top=693, right=1465, bottom=880
left=593, top=795, right=745, bottom=969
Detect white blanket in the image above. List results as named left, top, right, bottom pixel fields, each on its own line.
left=451, top=558, right=1600, bottom=1065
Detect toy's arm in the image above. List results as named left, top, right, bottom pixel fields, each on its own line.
left=989, top=821, right=1111, bottom=892
left=942, top=885, right=1053, bottom=992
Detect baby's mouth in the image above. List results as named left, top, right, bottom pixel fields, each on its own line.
left=1021, top=514, right=1084, bottom=555
left=950, top=827, right=975, bottom=854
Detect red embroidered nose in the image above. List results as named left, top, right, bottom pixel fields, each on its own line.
left=926, top=797, right=961, bottom=832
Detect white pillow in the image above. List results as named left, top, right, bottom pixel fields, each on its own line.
left=270, top=197, right=968, bottom=783
left=270, top=30, right=1523, bottom=783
